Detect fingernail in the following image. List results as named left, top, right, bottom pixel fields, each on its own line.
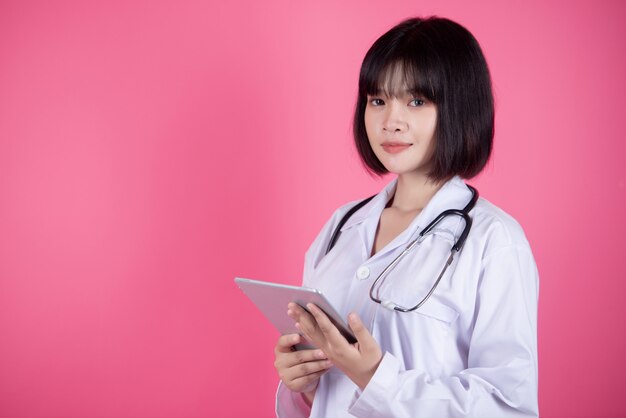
left=315, top=350, right=325, bottom=359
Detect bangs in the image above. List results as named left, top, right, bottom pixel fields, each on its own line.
left=354, top=17, right=494, bottom=181
left=361, top=58, right=437, bottom=101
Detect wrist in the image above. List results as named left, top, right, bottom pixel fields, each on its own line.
left=354, top=355, right=383, bottom=390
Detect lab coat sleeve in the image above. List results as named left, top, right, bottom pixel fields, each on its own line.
left=348, top=244, right=539, bottom=418
left=275, top=207, right=346, bottom=417
left=275, top=381, right=312, bottom=417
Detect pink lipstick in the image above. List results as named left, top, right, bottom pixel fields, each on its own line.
left=381, top=142, right=412, bottom=154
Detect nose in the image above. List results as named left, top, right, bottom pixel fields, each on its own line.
left=382, top=102, right=408, bottom=133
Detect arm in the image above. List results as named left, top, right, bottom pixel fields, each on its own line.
left=275, top=207, right=352, bottom=416
left=292, top=245, right=539, bottom=417
left=289, top=303, right=383, bottom=391
left=274, top=333, right=333, bottom=417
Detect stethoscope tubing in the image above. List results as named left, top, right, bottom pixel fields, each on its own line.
left=326, top=184, right=479, bottom=313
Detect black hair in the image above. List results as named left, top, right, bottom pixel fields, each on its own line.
left=353, top=17, right=494, bottom=181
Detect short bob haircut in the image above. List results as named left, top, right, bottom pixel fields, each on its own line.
left=353, top=17, right=494, bottom=181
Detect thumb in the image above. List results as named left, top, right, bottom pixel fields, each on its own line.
left=348, top=312, right=376, bottom=350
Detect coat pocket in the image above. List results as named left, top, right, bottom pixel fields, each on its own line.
left=415, top=298, right=459, bottom=325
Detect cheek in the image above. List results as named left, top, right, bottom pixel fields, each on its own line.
left=427, top=121, right=437, bottom=141
left=364, top=111, right=377, bottom=143
left=426, top=110, right=438, bottom=139
left=415, top=111, right=437, bottom=150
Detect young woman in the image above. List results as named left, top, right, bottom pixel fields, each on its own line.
left=274, top=17, right=539, bottom=417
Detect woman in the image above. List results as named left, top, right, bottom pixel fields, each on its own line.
left=274, top=16, right=539, bottom=417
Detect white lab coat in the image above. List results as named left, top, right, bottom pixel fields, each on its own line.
left=276, top=176, right=539, bottom=417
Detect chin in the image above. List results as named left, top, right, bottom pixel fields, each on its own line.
left=383, top=164, right=430, bottom=178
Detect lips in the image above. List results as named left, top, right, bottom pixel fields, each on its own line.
left=381, top=142, right=412, bottom=154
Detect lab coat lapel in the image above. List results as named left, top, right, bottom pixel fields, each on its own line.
left=333, top=176, right=474, bottom=261
left=339, top=180, right=397, bottom=232
left=367, top=176, right=474, bottom=261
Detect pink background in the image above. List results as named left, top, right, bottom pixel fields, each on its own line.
left=1, top=1, right=624, bottom=417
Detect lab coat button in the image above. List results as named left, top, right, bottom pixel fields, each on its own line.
left=356, top=266, right=370, bottom=280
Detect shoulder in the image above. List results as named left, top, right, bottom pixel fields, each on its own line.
left=469, top=197, right=533, bottom=260
left=461, top=197, right=539, bottom=308
left=308, top=197, right=372, bottom=250
left=301, top=195, right=376, bottom=286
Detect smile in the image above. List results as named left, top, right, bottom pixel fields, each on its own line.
left=381, top=142, right=412, bottom=154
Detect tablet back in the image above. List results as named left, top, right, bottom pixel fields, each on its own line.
left=234, top=277, right=355, bottom=350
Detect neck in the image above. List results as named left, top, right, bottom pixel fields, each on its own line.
left=390, top=173, right=446, bottom=212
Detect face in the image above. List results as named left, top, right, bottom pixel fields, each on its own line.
left=364, top=85, right=437, bottom=178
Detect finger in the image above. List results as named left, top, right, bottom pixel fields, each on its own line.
left=295, top=322, right=313, bottom=344
left=307, top=303, right=349, bottom=345
left=287, top=304, right=324, bottom=348
left=288, top=303, right=312, bottom=323
left=292, top=306, right=322, bottom=339
left=289, top=304, right=316, bottom=336
left=277, top=355, right=331, bottom=387
left=295, top=321, right=325, bottom=350
left=286, top=368, right=329, bottom=393
left=276, top=334, right=301, bottom=353
left=287, top=302, right=301, bottom=312
left=348, top=313, right=377, bottom=351
left=276, top=347, right=328, bottom=369
left=296, top=358, right=333, bottom=378
left=284, top=358, right=332, bottom=391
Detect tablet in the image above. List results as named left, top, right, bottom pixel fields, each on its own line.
left=234, top=277, right=357, bottom=350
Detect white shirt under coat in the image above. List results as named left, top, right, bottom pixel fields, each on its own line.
left=276, top=176, right=539, bottom=417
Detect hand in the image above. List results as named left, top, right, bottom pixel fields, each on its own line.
left=273, top=333, right=333, bottom=404
left=288, top=303, right=383, bottom=390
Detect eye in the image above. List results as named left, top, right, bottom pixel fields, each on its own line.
left=409, top=98, right=425, bottom=107
left=369, top=98, right=385, bottom=106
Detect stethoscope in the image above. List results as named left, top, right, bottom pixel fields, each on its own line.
left=325, top=185, right=478, bottom=313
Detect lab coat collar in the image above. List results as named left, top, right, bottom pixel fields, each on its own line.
left=416, top=176, right=474, bottom=232
left=340, top=180, right=398, bottom=231
left=340, top=176, right=474, bottom=237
